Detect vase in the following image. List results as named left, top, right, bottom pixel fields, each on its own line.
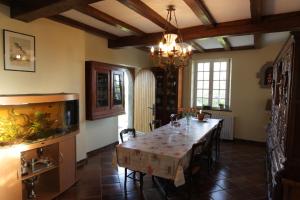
left=186, top=115, right=191, bottom=126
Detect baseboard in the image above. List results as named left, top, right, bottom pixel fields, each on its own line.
left=233, top=138, right=266, bottom=146
left=87, top=141, right=119, bottom=158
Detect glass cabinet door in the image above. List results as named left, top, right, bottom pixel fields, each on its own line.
left=112, top=71, right=124, bottom=107
left=96, top=72, right=109, bottom=108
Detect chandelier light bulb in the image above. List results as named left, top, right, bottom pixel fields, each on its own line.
left=188, top=46, right=192, bottom=52
left=151, top=46, right=154, bottom=54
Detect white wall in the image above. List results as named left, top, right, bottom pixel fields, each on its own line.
left=0, top=4, right=150, bottom=160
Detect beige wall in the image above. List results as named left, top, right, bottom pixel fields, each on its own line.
left=183, top=43, right=284, bottom=142
left=0, top=5, right=150, bottom=160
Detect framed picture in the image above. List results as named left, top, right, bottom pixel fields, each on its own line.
left=3, top=30, right=35, bottom=72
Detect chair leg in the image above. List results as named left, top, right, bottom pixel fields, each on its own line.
left=133, top=171, right=136, bottom=182
left=139, top=172, right=144, bottom=197
left=124, top=168, right=127, bottom=192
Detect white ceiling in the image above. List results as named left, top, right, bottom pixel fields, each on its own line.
left=263, top=0, right=300, bottom=15
left=227, top=35, right=254, bottom=47
left=196, top=38, right=223, bottom=49
left=91, top=0, right=163, bottom=33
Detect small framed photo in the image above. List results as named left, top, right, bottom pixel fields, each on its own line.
left=3, top=30, right=35, bottom=72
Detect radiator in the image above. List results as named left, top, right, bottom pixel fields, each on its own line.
left=212, top=114, right=234, bottom=140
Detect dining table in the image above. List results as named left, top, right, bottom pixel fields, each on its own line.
left=114, top=117, right=221, bottom=187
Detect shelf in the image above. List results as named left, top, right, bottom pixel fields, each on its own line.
left=22, top=165, right=58, bottom=181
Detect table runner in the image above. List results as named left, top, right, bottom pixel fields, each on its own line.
left=115, top=118, right=220, bottom=186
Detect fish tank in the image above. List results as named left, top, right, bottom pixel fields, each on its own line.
left=0, top=93, right=79, bottom=146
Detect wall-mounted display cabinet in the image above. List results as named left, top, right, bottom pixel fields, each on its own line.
left=85, top=61, right=125, bottom=120
left=0, top=93, right=79, bottom=200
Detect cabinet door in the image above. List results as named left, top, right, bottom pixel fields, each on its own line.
left=0, top=149, right=22, bottom=200
left=59, top=136, right=76, bottom=192
left=111, top=70, right=125, bottom=112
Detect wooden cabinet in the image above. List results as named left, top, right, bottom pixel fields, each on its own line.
left=267, top=32, right=300, bottom=200
left=86, top=61, right=125, bottom=120
left=151, top=67, right=183, bottom=125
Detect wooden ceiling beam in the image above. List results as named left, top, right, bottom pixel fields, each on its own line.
left=254, top=33, right=262, bottom=48
left=188, top=41, right=205, bottom=53
left=250, top=0, right=263, bottom=22
left=11, top=0, right=102, bottom=22
left=183, top=0, right=216, bottom=26
left=116, top=0, right=176, bottom=30
left=108, top=11, right=300, bottom=48
left=75, top=5, right=145, bottom=36
left=216, top=37, right=231, bottom=51
left=49, top=15, right=118, bottom=39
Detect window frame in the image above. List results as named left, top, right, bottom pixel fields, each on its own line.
left=193, top=58, right=231, bottom=109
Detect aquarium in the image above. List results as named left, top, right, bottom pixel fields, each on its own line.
left=0, top=94, right=79, bottom=146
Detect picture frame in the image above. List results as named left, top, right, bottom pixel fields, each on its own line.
left=3, top=29, right=35, bottom=72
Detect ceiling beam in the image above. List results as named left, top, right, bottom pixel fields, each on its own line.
left=116, top=0, right=176, bottom=30
left=108, top=11, right=300, bottom=48
left=11, top=0, right=102, bottom=22
left=216, top=37, right=231, bottom=51
left=75, top=5, right=145, bottom=36
left=254, top=33, right=262, bottom=48
left=183, top=0, right=216, bottom=26
left=250, top=0, right=263, bottom=22
left=188, top=41, right=205, bottom=53
left=49, top=15, right=118, bottom=39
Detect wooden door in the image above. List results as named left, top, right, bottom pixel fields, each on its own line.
left=59, top=136, right=76, bottom=192
left=0, top=148, right=22, bottom=200
left=134, top=69, right=155, bottom=132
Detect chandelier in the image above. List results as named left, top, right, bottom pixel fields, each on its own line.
left=150, top=5, right=192, bottom=69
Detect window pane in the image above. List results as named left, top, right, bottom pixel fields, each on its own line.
left=220, top=81, right=226, bottom=89
left=203, top=81, right=209, bottom=89
left=196, top=98, right=203, bottom=106
left=204, top=63, right=210, bottom=71
left=198, top=63, right=204, bottom=71
left=219, top=99, right=225, bottom=105
left=212, top=99, right=219, bottom=108
left=197, top=90, right=202, bottom=98
left=220, top=90, right=226, bottom=98
left=221, top=62, right=227, bottom=71
left=203, top=98, right=209, bottom=105
left=203, top=90, right=209, bottom=98
left=204, top=72, right=210, bottom=80
left=214, top=72, right=220, bottom=80
left=214, top=62, right=220, bottom=71
left=197, top=72, right=203, bottom=80
left=220, top=72, right=227, bottom=80
left=213, top=90, right=219, bottom=98
left=213, top=81, right=219, bottom=89
left=197, top=81, right=203, bottom=89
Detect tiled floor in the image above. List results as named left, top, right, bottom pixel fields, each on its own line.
left=58, top=141, right=267, bottom=200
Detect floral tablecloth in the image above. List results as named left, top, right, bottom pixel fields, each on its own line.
left=115, top=118, right=220, bottom=186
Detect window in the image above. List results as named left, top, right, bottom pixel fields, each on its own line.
left=194, top=59, right=231, bottom=109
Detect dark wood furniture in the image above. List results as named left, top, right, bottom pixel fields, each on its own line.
left=85, top=61, right=125, bottom=120
left=149, top=119, right=162, bottom=131
left=267, top=32, right=300, bottom=200
left=150, top=67, right=183, bottom=125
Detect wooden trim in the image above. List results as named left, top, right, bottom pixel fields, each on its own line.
left=108, top=11, right=300, bottom=48
left=87, top=141, right=119, bottom=158
left=183, top=0, right=216, bottom=26
left=49, top=15, right=119, bottom=39
left=116, top=0, right=176, bottom=30
left=254, top=33, right=262, bottom=48
left=0, top=93, right=79, bottom=105
left=75, top=5, right=145, bottom=36
left=11, top=0, right=103, bottom=22
left=216, top=37, right=231, bottom=51
left=76, top=158, right=88, bottom=168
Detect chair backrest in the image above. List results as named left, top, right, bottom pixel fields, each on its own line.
left=189, top=141, right=204, bottom=167
left=149, top=120, right=162, bottom=131
left=214, top=119, right=224, bottom=139
left=202, top=111, right=212, bottom=118
left=119, top=128, right=136, bottom=143
left=201, top=128, right=217, bottom=155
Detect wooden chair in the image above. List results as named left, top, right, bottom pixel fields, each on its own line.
left=119, top=129, right=145, bottom=193
left=149, top=119, right=162, bottom=131
left=214, top=120, right=224, bottom=161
